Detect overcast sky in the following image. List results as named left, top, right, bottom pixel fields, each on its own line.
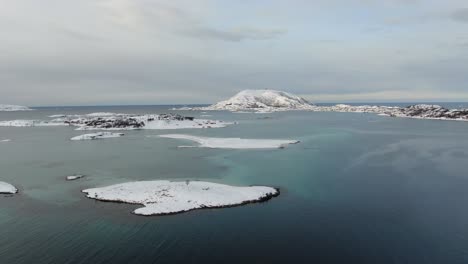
left=1, top=0, right=468, bottom=106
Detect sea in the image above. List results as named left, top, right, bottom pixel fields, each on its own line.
left=1, top=103, right=468, bottom=264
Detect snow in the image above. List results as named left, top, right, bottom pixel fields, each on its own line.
left=0, top=113, right=232, bottom=130
left=306, top=104, right=468, bottom=121
left=171, top=90, right=468, bottom=121
left=71, top=132, right=125, bottom=141
left=0, top=104, right=32, bottom=112
left=86, top=112, right=126, bottom=117
left=0, top=182, right=18, bottom=194
left=180, top=90, right=314, bottom=112
left=82, top=180, right=279, bottom=216
left=309, top=104, right=399, bottom=114
left=66, top=175, right=85, bottom=181
left=0, top=120, right=68, bottom=127
left=158, top=134, right=300, bottom=149
left=0, top=139, right=11, bottom=142
left=143, top=118, right=231, bottom=130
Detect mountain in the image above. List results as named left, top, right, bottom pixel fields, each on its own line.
left=203, top=90, right=314, bottom=111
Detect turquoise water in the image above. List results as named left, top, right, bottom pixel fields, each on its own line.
left=1, top=105, right=468, bottom=263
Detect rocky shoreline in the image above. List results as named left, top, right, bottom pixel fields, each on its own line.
left=57, top=113, right=197, bottom=130
left=383, top=104, right=468, bottom=120
left=0, top=113, right=231, bottom=130
left=309, top=104, right=468, bottom=121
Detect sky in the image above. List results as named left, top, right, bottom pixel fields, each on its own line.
left=1, top=0, right=468, bottom=106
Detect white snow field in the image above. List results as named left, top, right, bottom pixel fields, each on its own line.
left=158, top=134, right=300, bottom=149
left=83, top=180, right=279, bottom=216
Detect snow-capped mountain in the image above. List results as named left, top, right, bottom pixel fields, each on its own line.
left=202, top=90, right=314, bottom=111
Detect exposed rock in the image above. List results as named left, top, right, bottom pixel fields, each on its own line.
left=385, top=104, right=468, bottom=120
left=309, top=104, right=468, bottom=121
left=0, top=113, right=229, bottom=130
left=65, top=117, right=145, bottom=130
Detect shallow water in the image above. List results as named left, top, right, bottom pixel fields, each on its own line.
left=1, top=105, right=468, bottom=264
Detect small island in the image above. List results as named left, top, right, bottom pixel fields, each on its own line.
left=66, top=175, right=85, bottom=181
left=158, top=134, right=300, bottom=149
left=0, top=113, right=232, bottom=130
left=71, top=132, right=125, bottom=141
left=82, top=180, right=279, bottom=216
left=0, top=104, right=32, bottom=112
left=0, top=181, right=18, bottom=194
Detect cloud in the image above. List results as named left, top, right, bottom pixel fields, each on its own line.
left=183, top=27, right=287, bottom=42
left=1, top=0, right=468, bottom=106
left=97, top=0, right=285, bottom=42
left=451, top=8, right=468, bottom=23
left=54, top=27, right=103, bottom=42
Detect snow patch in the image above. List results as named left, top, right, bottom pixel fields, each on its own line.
left=86, top=112, right=126, bottom=117
left=71, top=132, right=125, bottom=141
left=143, top=118, right=230, bottom=130
left=158, top=134, right=299, bottom=149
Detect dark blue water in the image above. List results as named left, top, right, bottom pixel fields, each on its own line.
left=1, top=104, right=468, bottom=264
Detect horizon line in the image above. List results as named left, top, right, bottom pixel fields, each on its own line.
left=27, top=101, right=468, bottom=108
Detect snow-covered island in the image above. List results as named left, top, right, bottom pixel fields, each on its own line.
left=0, top=113, right=232, bottom=130
left=0, top=104, right=32, bottom=112
left=61, top=113, right=231, bottom=130
left=0, top=120, right=69, bottom=127
left=311, top=104, right=468, bottom=121
left=381, top=104, right=468, bottom=120
left=82, top=180, right=279, bottom=216
left=158, top=134, right=300, bottom=149
left=0, top=182, right=18, bottom=194
left=310, top=104, right=400, bottom=113
left=179, top=90, right=315, bottom=112
left=71, top=132, right=125, bottom=141
left=66, top=174, right=85, bottom=181
left=175, top=89, right=468, bottom=121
